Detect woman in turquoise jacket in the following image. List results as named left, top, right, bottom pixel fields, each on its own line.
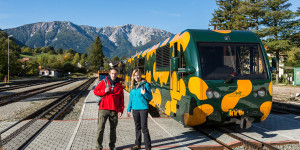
left=127, top=69, right=152, bottom=150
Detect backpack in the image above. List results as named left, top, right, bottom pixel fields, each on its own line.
left=95, top=78, right=109, bottom=104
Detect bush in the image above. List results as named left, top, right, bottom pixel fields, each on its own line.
left=63, top=62, right=74, bottom=73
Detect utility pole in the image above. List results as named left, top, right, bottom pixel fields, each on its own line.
left=8, top=35, right=13, bottom=83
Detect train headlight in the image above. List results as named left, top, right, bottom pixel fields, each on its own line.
left=206, top=89, right=214, bottom=99
left=253, top=91, right=258, bottom=97
left=258, top=88, right=266, bottom=97
left=213, top=91, right=221, bottom=98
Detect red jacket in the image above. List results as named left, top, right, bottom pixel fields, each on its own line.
left=94, top=77, right=124, bottom=113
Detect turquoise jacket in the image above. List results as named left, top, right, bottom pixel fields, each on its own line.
left=128, top=81, right=153, bottom=112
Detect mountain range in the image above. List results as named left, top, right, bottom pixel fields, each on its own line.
left=4, top=21, right=174, bottom=58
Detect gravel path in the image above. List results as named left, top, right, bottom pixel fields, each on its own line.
left=273, top=85, right=300, bottom=103
left=0, top=79, right=88, bottom=122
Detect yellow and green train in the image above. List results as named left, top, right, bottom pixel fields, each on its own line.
left=117, top=29, right=273, bottom=128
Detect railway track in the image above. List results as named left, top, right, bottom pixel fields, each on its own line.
left=0, top=79, right=63, bottom=92
left=194, top=126, right=288, bottom=150
left=218, top=127, right=281, bottom=150
left=0, top=78, right=84, bottom=107
left=0, top=77, right=96, bottom=150
left=0, top=79, right=47, bottom=87
left=271, top=101, right=300, bottom=115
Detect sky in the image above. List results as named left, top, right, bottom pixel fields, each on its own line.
left=0, top=0, right=299, bottom=34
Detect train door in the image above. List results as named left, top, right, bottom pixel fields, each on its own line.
left=170, top=42, right=187, bottom=117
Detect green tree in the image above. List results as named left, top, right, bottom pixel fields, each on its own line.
left=21, top=47, right=32, bottom=53
left=26, top=58, right=39, bottom=76
left=48, top=49, right=56, bottom=55
left=112, top=56, right=120, bottom=62
left=41, top=47, right=48, bottom=53
left=72, top=53, right=80, bottom=65
left=63, top=49, right=68, bottom=54
left=285, top=47, right=300, bottom=67
left=283, top=7, right=300, bottom=47
left=259, top=0, right=295, bottom=84
left=34, top=48, right=41, bottom=53
left=210, top=0, right=243, bottom=30
left=56, top=48, right=63, bottom=55
left=104, top=63, right=111, bottom=71
left=0, top=31, right=22, bottom=80
left=63, top=62, right=74, bottom=73
left=237, top=0, right=265, bottom=31
left=47, top=56, right=57, bottom=68
left=121, top=55, right=126, bottom=61
left=68, top=48, right=76, bottom=55
left=47, top=46, right=54, bottom=51
left=63, top=53, right=74, bottom=62
left=79, top=54, right=87, bottom=68
left=39, top=56, right=49, bottom=68
left=87, top=36, right=104, bottom=71
left=52, top=56, right=64, bottom=69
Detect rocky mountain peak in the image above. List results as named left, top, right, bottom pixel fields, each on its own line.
left=4, top=21, right=174, bottom=58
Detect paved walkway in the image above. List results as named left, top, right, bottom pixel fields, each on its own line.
left=24, top=81, right=220, bottom=150
left=14, top=80, right=299, bottom=150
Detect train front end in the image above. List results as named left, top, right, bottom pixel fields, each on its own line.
left=184, top=30, right=272, bottom=128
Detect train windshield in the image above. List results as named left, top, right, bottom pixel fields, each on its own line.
left=197, top=43, right=268, bottom=80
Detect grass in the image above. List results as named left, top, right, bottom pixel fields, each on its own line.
left=20, top=52, right=60, bottom=59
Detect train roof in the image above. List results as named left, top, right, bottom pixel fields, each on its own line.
left=186, top=29, right=260, bottom=43
left=125, top=29, right=260, bottom=62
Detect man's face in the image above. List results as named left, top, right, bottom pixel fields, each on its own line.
left=110, top=70, right=118, bottom=81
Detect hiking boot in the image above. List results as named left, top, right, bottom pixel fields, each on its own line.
left=130, top=145, right=141, bottom=150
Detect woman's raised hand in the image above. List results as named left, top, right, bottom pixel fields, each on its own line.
left=141, top=88, right=145, bottom=94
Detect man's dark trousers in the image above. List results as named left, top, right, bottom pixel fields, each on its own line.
left=96, top=109, right=118, bottom=150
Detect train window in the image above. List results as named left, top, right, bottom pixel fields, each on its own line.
left=197, top=42, right=268, bottom=80
left=135, top=59, right=138, bottom=68
left=156, top=43, right=170, bottom=70
left=180, top=44, right=187, bottom=78
left=132, top=59, right=135, bottom=68
left=125, top=63, right=128, bottom=73
left=121, top=64, right=125, bottom=74
left=138, top=57, right=145, bottom=74
left=174, top=42, right=178, bottom=57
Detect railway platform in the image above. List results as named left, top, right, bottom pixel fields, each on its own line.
left=1, top=80, right=299, bottom=150
left=23, top=81, right=227, bottom=150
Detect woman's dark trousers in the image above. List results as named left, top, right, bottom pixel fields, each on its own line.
left=132, top=109, right=151, bottom=148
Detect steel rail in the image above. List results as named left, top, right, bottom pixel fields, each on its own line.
left=0, top=79, right=83, bottom=106
left=20, top=78, right=95, bottom=150
left=0, top=78, right=95, bottom=150
left=272, top=101, right=300, bottom=115
left=0, top=80, right=61, bottom=92
left=194, top=127, right=233, bottom=150
left=218, top=127, right=280, bottom=150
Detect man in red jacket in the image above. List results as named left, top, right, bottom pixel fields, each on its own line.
left=94, top=68, right=124, bottom=150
